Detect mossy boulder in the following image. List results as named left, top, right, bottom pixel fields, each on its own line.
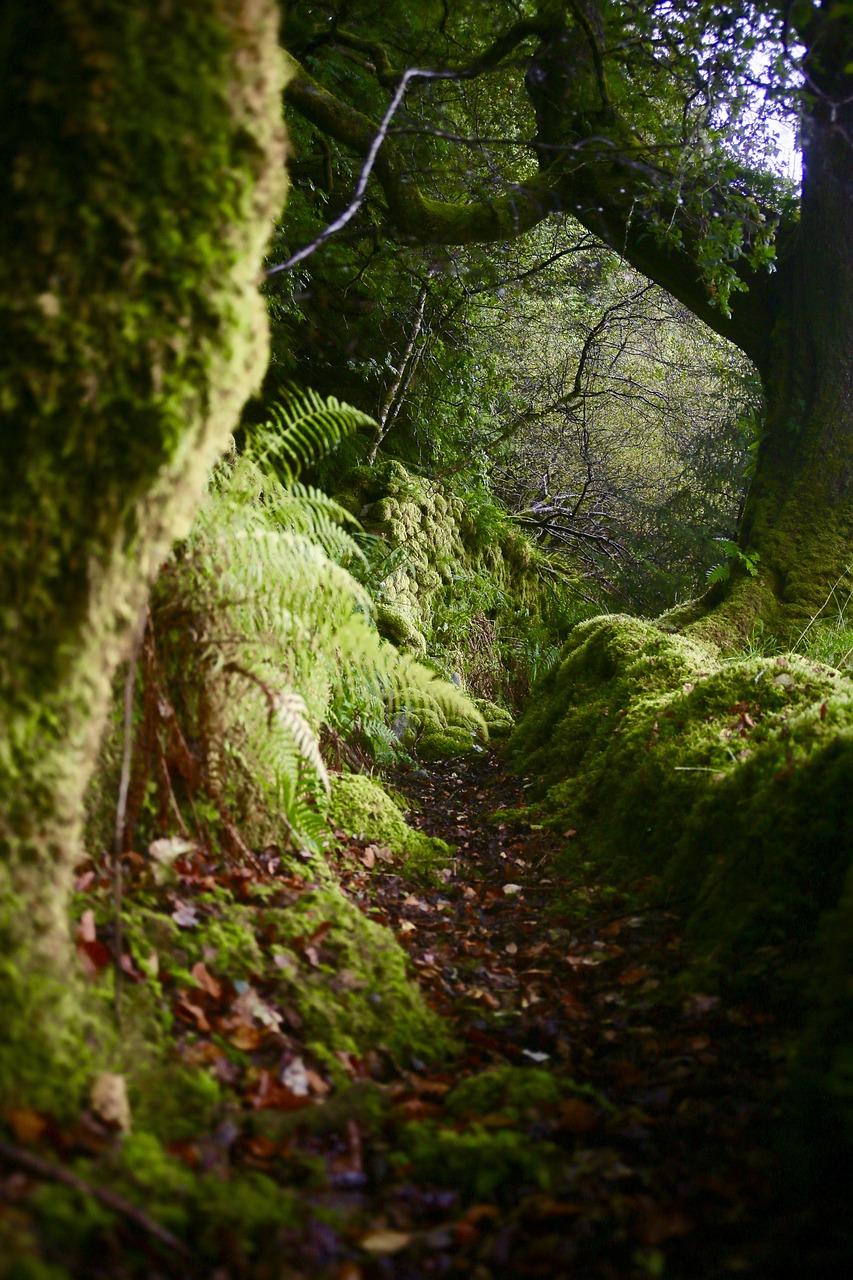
left=334, top=459, right=580, bottom=704
left=418, top=730, right=481, bottom=760
left=263, top=885, right=455, bottom=1067
left=327, top=771, right=452, bottom=881
left=474, top=697, right=515, bottom=739
left=375, top=602, right=427, bottom=654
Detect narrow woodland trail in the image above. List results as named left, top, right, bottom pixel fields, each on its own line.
left=286, top=752, right=793, bottom=1280
left=3, top=753, right=808, bottom=1278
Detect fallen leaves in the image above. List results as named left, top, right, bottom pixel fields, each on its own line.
left=55, top=751, right=782, bottom=1280
left=359, top=1228, right=413, bottom=1254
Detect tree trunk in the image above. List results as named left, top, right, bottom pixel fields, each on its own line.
left=686, top=60, right=853, bottom=650
left=0, top=0, right=286, bottom=1103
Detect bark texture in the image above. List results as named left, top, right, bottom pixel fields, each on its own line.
left=0, top=0, right=287, bottom=1100
left=686, top=11, right=853, bottom=648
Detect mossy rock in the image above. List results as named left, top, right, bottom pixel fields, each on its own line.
left=375, top=602, right=427, bottom=654
left=327, top=772, right=451, bottom=864
left=417, top=730, right=480, bottom=760
left=263, top=886, right=455, bottom=1065
left=474, top=697, right=514, bottom=739
left=395, top=1121, right=561, bottom=1202
left=512, top=614, right=850, bottom=961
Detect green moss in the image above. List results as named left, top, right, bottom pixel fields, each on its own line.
left=263, top=885, right=456, bottom=1065
left=396, top=1121, right=561, bottom=1201
left=445, top=1067, right=564, bottom=1120
left=327, top=772, right=451, bottom=864
left=512, top=612, right=853, bottom=1181
left=375, top=602, right=427, bottom=654
left=0, top=0, right=286, bottom=1103
left=417, top=730, right=479, bottom=759
left=513, top=616, right=853, bottom=967
left=473, top=697, right=514, bottom=739
left=117, top=1132, right=301, bottom=1254
left=130, top=1064, right=224, bottom=1143
left=337, top=459, right=580, bottom=704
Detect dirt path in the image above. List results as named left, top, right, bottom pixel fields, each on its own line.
left=310, top=751, right=790, bottom=1280
left=3, top=752, right=804, bottom=1278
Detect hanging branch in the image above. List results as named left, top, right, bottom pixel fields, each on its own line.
left=368, top=279, right=430, bottom=463
left=268, top=68, right=460, bottom=275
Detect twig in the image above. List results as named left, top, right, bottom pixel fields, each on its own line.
left=267, top=67, right=459, bottom=275
left=0, top=1140, right=195, bottom=1266
left=112, top=608, right=148, bottom=1025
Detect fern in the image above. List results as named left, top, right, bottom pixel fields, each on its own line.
left=146, top=389, right=484, bottom=858
left=706, top=537, right=760, bottom=585
left=246, top=384, right=377, bottom=486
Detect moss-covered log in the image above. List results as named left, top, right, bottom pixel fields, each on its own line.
left=0, top=0, right=286, bottom=1102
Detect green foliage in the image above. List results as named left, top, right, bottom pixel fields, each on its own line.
left=326, top=772, right=452, bottom=876
left=445, top=1067, right=563, bottom=1119
left=336, top=458, right=586, bottom=708
left=126, top=391, right=487, bottom=854
left=396, top=1121, right=560, bottom=1201
left=705, top=538, right=761, bottom=586
left=246, top=385, right=378, bottom=486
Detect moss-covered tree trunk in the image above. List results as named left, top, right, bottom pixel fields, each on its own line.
left=690, top=90, right=853, bottom=648
left=0, top=0, right=286, bottom=1100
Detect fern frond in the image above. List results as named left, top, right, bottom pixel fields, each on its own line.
left=274, top=691, right=330, bottom=794
left=247, top=384, right=377, bottom=484
left=151, top=388, right=485, bottom=856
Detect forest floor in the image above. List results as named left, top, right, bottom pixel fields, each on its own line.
left=1, top=752, right=820, bottom=1278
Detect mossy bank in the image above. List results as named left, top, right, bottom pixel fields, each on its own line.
left=511, top=612, right=853, bottom=1179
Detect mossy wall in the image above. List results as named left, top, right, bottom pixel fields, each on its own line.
left=336, top=459, right=580, bottom=718
left=0, top=0, right=286, bottom=1102
left=511, top=613, right=853, bottom=1172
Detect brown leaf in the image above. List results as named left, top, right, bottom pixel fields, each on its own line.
left=608, top=1059, right=644, bottom=1086
left=306, top=920, right=333, bottom=947
left=4, top=1107, right=49, bottom=1145
left=220, top=1017, right=264, bottom=1051
left=190, top=961, right=222, bottom=1000
left=634, top=1199, right=693, bottom=1246
left=247, top=1069, right=313, bottom=1112
left=361, top=847, right=376, bottom=869
left=175, top=995, right=211, bottom=1032
left=333, top=1264, right=363, bottom=1280
left=245, top=1133, right=280, bottom=1160
left=618, top=967, right=650, bottom=985
left=77, top=939, right=114, bottom=977
left=305, top=1067, right=331, bottom=1096
left=558, top=1098, right=599, bottom=1134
